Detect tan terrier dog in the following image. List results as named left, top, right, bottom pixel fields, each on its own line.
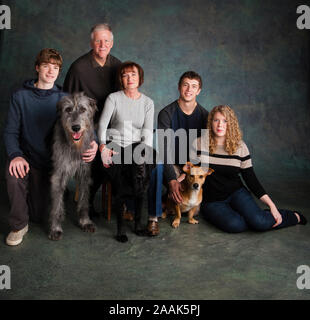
left=162, top=162, right=214, bottom=228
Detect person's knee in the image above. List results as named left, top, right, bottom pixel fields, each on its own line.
left=203, top=210, right=247, bottom=233
left=247, top=215, right=271, bottom=231
left=222, top=218, right=248, bottom=233
left=6, top=173, right=27, bottom=190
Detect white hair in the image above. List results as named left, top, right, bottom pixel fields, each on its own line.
left=90, top=23, right=114, bottom=41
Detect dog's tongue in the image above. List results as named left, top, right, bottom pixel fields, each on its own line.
left=72, top=132, right=82, bottom=140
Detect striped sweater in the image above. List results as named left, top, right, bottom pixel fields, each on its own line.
left=193, top=138, right=266, bottom=202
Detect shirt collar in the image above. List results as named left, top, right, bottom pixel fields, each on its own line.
left=89, top=50, right=112, bottom=68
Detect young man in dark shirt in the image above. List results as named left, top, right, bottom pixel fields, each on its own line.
left=147, top=71, right=209, bottom=236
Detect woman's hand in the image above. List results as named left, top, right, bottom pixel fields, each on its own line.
left=101, top=148, right=112, bottom=168
left=270, top=206, right=282, bottom=228
left=101, top=147, right=119, bottom=168
left=82, top=140, right=98, bottom=163
left=260, top=194, right=282, bottom=228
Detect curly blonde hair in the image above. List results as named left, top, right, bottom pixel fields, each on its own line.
left=207, top=105, right=242, bottom=155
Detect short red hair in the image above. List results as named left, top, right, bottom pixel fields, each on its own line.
left=118, top=61, right=144, bottom=88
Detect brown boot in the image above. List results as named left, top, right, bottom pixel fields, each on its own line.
left=147, top=220, right=159, bottom=236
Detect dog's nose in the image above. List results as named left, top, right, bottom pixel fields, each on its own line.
left=72, top=125, right=81, bottom=132
left=193, top=183, right=199, bottom=190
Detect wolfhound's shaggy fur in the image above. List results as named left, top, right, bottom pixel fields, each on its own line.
left=49, top=92, right=97, bottom=241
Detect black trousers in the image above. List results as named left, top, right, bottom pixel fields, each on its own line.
left=5, top=161, right=50, bottom=231
left=89, top=152, right=107, bottom=206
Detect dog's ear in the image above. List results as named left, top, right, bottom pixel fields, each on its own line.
left=182, top=162, right=193, bottom=173
left=88, top=97, right=98, bottom=113
left=56, top=95, right=68, bottom=115
left=204, top=168, right=214, bottom=176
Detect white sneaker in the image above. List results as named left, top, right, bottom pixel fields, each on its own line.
left=6, top=225, right=29, bottom=246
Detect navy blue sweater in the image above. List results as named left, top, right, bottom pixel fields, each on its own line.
left=3, top=80, right=67, bottom=169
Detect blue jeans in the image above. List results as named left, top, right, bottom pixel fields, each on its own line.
left=148, top=164, right=164, bottom=217
left=201, top=187, right=298, bottom=233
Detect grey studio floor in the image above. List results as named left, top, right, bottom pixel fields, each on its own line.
left=0, top=175, right=309, bottom=301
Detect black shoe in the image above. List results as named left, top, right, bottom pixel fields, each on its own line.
left=116, top=234, right=128, bottom=243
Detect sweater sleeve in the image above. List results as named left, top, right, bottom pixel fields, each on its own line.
left=240, top=142, right=266, bottom=198
left=3, top=94, right=24, bottom=160
left=141, top=100, right=154, bottom=147
left=190, top=135, right=209, bottom=166
left=97, top=95, right=116, bottom=145
left=241, top=167, right=266, bottom=199
left=157, top=109, right=177, bottom=182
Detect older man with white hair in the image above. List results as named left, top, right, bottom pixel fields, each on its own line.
left=64, top=23, right=121, bottom=122
left=64, top=23, right=122, bottom=217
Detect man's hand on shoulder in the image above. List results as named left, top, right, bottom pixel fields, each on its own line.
left=82, top=140, right=98, bottom=163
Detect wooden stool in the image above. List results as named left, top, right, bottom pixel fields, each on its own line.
left=101, top=181, right=112, bottom=221
left=74, top=181, right=112, bottom=221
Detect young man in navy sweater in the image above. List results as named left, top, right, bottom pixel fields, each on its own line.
left=3, top=48, right=98, bottom=246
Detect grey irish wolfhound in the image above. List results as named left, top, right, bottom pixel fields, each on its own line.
left=49, top=92, right=97, bottom=241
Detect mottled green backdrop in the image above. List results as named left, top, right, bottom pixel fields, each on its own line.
left=0, top=0, right=309, bottom=183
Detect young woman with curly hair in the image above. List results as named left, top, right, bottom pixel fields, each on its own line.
left=196, top=105, right=307, bottom=233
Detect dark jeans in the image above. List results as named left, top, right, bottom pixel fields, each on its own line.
left=5, top=161, right=50, bottom=231
left=201, top=187, right=298, bottom=233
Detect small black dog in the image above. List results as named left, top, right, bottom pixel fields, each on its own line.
left=103, top=142, right=156, bottom=242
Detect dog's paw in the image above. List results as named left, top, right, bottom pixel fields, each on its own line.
left=48, top=230, right=63, bottom=241
left=81, top=223, right=96, bottom=233
left=172, top=219, right=180, bottom=228
left=116, top=234, right=128, bottom=243
left=188, top=218, right=199, bottom=224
